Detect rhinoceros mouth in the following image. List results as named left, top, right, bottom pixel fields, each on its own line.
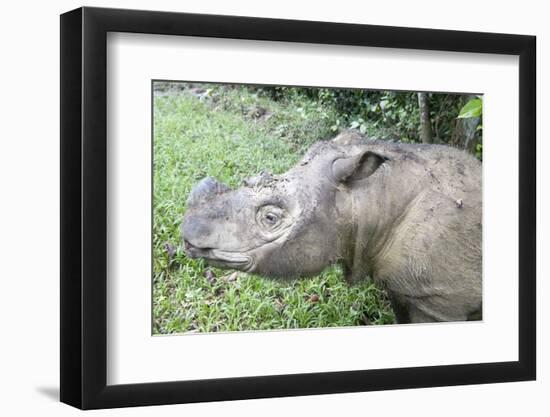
left=184, top=240, right=252, bottom=269
left=209, top=249, right=251, bottom=267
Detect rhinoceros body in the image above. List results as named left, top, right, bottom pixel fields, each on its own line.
left=182, top=131, right=482, bottom=323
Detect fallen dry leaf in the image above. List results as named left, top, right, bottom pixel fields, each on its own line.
left=224, top=272, right=239, bottom=283
left=204, top=269, right=217, bottom=285
left=309, top=294, right=320, bottom=303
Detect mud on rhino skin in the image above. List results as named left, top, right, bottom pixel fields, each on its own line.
left=182, top=131, right=482, bottom=324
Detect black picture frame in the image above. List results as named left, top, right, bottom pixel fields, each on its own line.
left=60, top=6, right=536, bottom=410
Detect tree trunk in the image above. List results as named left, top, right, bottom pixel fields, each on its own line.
left=417, top=93, right=434, bottom=143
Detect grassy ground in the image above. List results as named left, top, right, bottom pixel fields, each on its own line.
left=153, top=82, right=395, bottom=334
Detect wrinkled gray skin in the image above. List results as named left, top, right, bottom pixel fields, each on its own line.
left=182, top=131, right=482, bottom=323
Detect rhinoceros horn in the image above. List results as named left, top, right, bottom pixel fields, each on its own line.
left=186, top=176, right=231, bottom=207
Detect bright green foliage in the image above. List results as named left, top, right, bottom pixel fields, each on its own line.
left=458, top=98, right=483, bottom=119
left=153, top=84, right=395, bottom=334
left=457, top=97, right=483, bottom=160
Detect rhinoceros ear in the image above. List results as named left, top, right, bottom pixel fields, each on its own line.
left=187, top=177, right=230, bottom=206
left=331, top=150, right=388, bottom=183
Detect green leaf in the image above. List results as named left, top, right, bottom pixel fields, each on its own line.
left=458, top=98, right=482, bottom=119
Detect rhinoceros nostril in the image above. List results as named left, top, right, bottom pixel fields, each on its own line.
left=183, top=239, right=193, bottom=251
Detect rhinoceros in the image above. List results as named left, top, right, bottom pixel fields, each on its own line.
left=181, top=131, right=482, bottom=324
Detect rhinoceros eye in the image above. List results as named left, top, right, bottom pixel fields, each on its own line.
left=264, top=212, right=279, bottom=225
left=257, top=205, right=283, bottom=229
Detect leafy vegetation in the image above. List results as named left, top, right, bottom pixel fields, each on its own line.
left=458, top=96, right=483, bottom=160
left=458, top=97, right=483, bottom=119
left=259, top=86, right=481, bottom=152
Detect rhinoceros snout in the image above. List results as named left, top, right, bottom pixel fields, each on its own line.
left=182, top=238, right=212, bottom=259
left=181, top=215, right=213, bottom=247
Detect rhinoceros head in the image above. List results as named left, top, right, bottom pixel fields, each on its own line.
left=181, top=141, right=387, bottom=279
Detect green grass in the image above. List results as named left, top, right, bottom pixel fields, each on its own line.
left=153, top=83, right=395, bottom=334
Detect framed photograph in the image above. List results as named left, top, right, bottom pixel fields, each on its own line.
left=60, top=6, right=536, bottom=409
